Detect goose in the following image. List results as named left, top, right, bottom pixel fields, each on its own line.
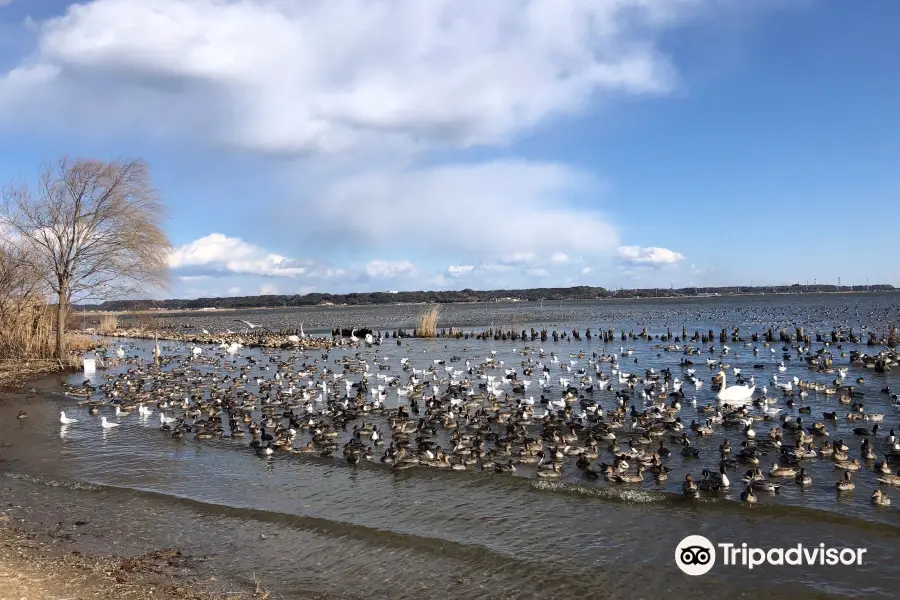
left=59, top=411, right=78, bottom=425
left=704, top=466, right=731, bottom=488
left=100, top=417, right=120, bottom=429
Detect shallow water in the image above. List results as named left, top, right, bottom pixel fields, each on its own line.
left=4, top=293, right=900, bottom=598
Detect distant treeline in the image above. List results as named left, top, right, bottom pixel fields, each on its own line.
left=74, top=284, right=896, bottom=312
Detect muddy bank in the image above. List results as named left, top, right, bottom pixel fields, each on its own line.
left=0, top=527, right=270, bottom=600
left=0, top=453, right=339, bottom=600
left=0, top=475, right=278, bottom=600
left=0, top=359, right=77, bottom=393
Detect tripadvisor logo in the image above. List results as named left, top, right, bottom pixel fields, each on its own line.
left=675, top=535, right=867, bottom=575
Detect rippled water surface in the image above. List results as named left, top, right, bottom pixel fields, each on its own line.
left=4, top=293, right=900, bottom=599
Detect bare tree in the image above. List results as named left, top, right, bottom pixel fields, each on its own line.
left=2, top=157, right=172, bottom=359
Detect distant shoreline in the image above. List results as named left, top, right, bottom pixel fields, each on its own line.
left=74, top=288, right=898, bottom=317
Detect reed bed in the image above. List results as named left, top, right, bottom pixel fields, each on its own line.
left=0, top=298, right=56, bottom=359
left=417, top=304, right=441, bottom=338
left=99, top=312, right=119, bottom=333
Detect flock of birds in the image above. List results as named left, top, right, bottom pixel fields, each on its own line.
left=42, top=330, right=900, bottom=510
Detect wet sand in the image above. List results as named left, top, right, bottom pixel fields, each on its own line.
left=0, top=454, right=340, bottom=600
left=0, top=462, right=283, bottom=600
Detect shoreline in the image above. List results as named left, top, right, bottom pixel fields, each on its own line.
left=0, top=359, right=77, bottom=393
left=0, top=466, right=275, bottom=600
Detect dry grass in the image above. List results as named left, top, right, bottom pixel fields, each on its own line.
left=417, top=304, right=441, bottom=337
left=0, top=299, right=56, bottom=359
left=99, top=312, right=120, bottom=333
left=67, top=333, right=100, bottom=353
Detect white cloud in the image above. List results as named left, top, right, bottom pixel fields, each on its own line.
left=616, top=245, right=685, bottom=267
left=364, top=260, right=416, bottom=279
left=0, top=0, right=705, bottom=155
left=0, top=1, right=761, bottom=298
left=308, top=160, right=619, bottom=260
left=260, top=283, right=277, bottom=295
left=447, top=265, right=475, bottom=277
left=168, top=233, right=341, bottom=279
left=581, top=267, right=592, bottom=275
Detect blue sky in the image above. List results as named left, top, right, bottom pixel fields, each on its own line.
left=1, top=0, right=898, bottom=300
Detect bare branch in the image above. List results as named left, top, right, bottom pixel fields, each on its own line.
left=2, top=157, right=173, bottom=357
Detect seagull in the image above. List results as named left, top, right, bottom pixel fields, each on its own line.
left=101, top=417, right=119, bottom=429
left=59, top=411, right=78, bottom=424
left=234, top=319, right=268, bottom=331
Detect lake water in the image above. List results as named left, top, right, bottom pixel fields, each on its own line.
left=3, top=293, right=899, bottom=599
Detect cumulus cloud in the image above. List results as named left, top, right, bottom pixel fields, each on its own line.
left=364, top=260, right=416, bottom=279
left=0, top=1, right=753, bottom=297
left=447, top=265, right=475, bottom=277
left=0, top=0, right=704, bottom=154
left=168, top=233, right=341, bottom=279
left=616, top=245, right=685, bottom=267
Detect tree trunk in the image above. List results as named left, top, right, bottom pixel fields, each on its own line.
left=56, top=286, right=67, bottom=361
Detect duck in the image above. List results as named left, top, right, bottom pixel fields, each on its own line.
left=614, top=466, right=645, bottom=484
left=17, top=411, right=27, bottom=420
left=871, top=489, right=891, bottom=506
left=794, top=468, right=812, bottom=486
left=876, top=470, right=900, bottom=486
left=682, top=474, right=699, bottom=498
left=836, top=471, right=855, bottom=491
left=740, top=486, right=757, bottom=504
left=769, top=463, right=797, bottom=478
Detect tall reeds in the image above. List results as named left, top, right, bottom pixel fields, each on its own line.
left=0, top=242, right=96, bottom=362
left=99, top=313, right=119, bottom=333
left=417, top=304, right=441, bottom=338
left=0, top=298, right=56, bottom=359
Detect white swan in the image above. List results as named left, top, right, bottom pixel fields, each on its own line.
left=716, top=371, right=755, bottom=404
left=60, top=411, right=78, bottom=424
left=101, top=417, right=119, bottom=429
